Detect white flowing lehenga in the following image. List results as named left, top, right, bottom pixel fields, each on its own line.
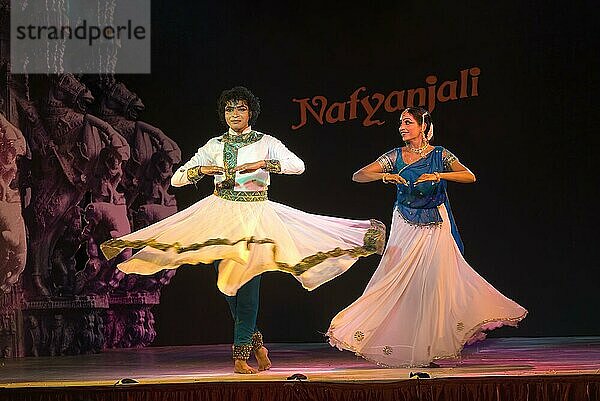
left=101, top=194, right=385, bottom=296
left=102, top=129, right=385, bottom=297
left=326, top=204, right=527, bottom=367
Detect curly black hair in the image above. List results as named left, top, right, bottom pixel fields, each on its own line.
left=217, top=86, right=261, bottom=127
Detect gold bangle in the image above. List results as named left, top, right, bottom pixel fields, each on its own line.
left=382, top=173, right=388, bottom=183
left=264, top=159, right=282, bottom=173
left=187, top=166, right=204, bottom=183
left=434, top=172, right=441, bottom=182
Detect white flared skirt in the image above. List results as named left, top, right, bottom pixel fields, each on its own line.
left=101, top=195, right=385, bottom=296
left=326, top=204, right=527, bottom=367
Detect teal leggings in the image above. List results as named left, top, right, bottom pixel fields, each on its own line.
left=214, top=262, right=261, bottom=345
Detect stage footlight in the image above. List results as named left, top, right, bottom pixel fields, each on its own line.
left=287, top=373, right=308, bottom=381
left=114, top=378, right=140, bottom=385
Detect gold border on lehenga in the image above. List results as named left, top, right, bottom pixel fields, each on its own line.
left=325, top=309, right=528, bottom=368
left=274, top=220, right=385, bottom=275
left=100, top=236, right=276, bottom=261
left=100, top=220, right=386, bottom=276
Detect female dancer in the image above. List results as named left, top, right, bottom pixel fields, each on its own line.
left=101, top=86, right=385, bottom=373
left=327, top=107, right=527, bottom=367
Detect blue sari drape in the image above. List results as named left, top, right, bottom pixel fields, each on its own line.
left=393, top=146, right=464, bottom=254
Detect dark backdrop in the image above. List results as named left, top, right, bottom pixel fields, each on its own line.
left=115, top=1, right=598, bottom=345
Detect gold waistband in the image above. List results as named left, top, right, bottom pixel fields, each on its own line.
left=214, top=188, right=268, bottom=202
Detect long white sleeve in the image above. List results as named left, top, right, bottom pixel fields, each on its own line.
left=170, top=132, right=304, bottom=192
left=267, top=137, right=305, bottom=175
left=170, top=140, right=212, bottom=187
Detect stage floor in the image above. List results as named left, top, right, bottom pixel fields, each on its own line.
left=1, top=336, right=599, bottom=388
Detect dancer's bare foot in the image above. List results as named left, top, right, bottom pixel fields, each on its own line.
left=234, top=359, right=258, bottom=374
left=255, top=346, right=272, bottom=371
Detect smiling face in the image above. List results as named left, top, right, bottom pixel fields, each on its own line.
left=398, top=111, right=423, bottom=142
left=224, top=100, right=251, bottom=133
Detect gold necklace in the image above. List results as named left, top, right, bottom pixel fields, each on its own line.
left=407, top=142, right=429, bottom=157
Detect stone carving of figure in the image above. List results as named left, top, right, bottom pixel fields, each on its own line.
left=93, top=312, right=105, bottom=351
left=48, top=313, right=68, bottom=356
left=84, top=75, right=180, bottom=304
left=75, top=201, right=130, bottom=295
left=103, top=309, right=124, bottom=349
left=141, top=308, right=156, bottom=346
left=25, top=315, right=42, bottom=357
left=76, top=312, right=97, bottom=354
left=139, top=149, right=177, bottom=208
left=0, top=133, right=18, bottom=201
left=84, top=75, right=180, bottom=224
left=91, top=146, right=126, bottom=205
left=19, top=74, right=129, bottom=297
left=122, top=309, right=145, bottom=348
left=0, top=113, right=27, bottom=293
left=50, top=206, right=83, bottom=296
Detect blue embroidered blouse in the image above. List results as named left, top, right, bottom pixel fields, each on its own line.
left=378, top=146, right=464, bottom=253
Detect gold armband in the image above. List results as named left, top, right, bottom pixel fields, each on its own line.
left=186, top=166, right=204, bottom=183
left=264, top=160, right=282, bottom=173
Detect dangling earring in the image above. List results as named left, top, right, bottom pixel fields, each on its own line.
left=421, top=114, right=427, bottom=142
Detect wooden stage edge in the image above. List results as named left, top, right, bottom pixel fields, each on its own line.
left=1, top=336, right=599, bottom=388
